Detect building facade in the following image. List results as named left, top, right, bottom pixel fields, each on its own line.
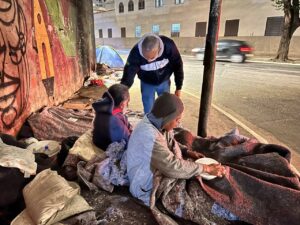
left=94, top=0, right=300, bottom=56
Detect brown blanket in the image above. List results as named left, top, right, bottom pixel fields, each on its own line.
left=151, top=128, right=300, bottom=225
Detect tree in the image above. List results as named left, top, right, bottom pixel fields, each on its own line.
left=271, top=0, right=300, bottom=61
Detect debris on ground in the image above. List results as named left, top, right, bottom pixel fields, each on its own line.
left=96, top=63, right=115, bottom=76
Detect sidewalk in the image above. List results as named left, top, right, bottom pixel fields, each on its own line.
left=127, top=78, right=300, bottom=171
left=247, top=56, right=300, bottom=65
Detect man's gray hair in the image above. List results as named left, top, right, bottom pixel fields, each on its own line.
left=142, top=35, right=160, bottom=52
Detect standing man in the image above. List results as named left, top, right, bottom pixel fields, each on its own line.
left=121, top=33, right=184, bottom=113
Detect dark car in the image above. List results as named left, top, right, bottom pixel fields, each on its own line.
left=192, top=39, right=253, bottom=63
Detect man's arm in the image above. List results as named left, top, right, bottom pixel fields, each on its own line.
left=170, top=40, right=184, bottom=92
left=121, top=49, right=140, bottom=88
left=150, top=137, right=203, bottom=179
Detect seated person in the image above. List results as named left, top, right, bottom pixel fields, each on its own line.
left=126, top=92, right=225, bottom=205
left=92, top=84, right=132, bottom=150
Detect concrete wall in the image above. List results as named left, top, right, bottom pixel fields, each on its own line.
left=95, top=36, right=300, bottom=57
left=0, top=0, right=95, bottom=135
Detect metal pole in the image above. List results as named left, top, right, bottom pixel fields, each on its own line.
left=197, top=0, right=222, bottom=137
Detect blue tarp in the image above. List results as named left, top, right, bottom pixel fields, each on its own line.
left=96, top=45, right=124, bottom=68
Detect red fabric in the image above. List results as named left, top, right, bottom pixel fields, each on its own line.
left=112, top=108, right=122, bottom=115
left=90, top=79, right=104, bottom=87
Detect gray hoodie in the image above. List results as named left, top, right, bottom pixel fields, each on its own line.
left=126, top=113, right=204, bottom=205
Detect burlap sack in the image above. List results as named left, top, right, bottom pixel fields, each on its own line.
left=43, top=195, right=93, bottom=225
left=27, top=140, right=61, bottom=157
left=0, top=138, right=37, bottom=177
left=11, top=195, right=93, bottom=225
left=11, top=210, right=34, bottom=225
left=68, top=129, right=105, bottom=161
left=22, top=169, right=79, bottom=225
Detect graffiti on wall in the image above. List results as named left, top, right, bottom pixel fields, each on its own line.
left=0, top=0, right=30, bottom=129
left=0, top=0, right=91, bottom=135
left=33, top=0, right=55, bottom=96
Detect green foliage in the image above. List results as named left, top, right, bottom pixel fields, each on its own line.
left=271, top=0, right=300, bottom=10
left=271, top=0, right=284, bottom=10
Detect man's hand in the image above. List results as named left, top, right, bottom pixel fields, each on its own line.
left=175, top=90, right=181, bottom=98
left=203, top=164, right=226, bottom=177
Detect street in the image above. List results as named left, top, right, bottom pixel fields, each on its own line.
left=182, top=56, right=300, bottom=154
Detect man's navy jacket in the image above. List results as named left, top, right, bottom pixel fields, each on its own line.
left=121, top=35, right=184, bottom=90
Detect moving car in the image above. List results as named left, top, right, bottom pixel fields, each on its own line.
left=192, top=39, right=253, bottom=63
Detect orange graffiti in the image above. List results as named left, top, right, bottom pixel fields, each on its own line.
left=33, top=0, right=55, bottom=80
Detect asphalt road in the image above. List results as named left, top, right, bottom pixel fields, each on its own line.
left=182, top=56, right=300, bottom=154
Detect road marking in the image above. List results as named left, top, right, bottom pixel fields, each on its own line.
left=182, top=90, right=269, bottom=143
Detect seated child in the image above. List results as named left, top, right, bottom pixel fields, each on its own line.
left=92, top=84, right=132, bottom=150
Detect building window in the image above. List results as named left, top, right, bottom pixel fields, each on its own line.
left=119, top=2, right=124, bottom=13
left=98, top=29, right=103, bottom=38
left=152, top=24, right=160, bottom=35
left=265, top=16, right=284, bottom=36
left=195, top=22, right=206, bottom=37
left=171, top=23, right=180, bottom=37
left=224, top=19, right=239, bottom=36
left=139, top=0, right=145, bottom=10
left=108, top=28, right=112, bottom=38
left=128, top=0, right=134, bottom=11
left=135, top=25, right=141, bottom=37
left=175, top=0, right=184, bottom=4
left=121, top=27, right=126, bottom=38
left=155, top=0, right=163, bottom=8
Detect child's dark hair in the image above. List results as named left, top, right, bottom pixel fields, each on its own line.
left=107, top=84, right=129, bottom=107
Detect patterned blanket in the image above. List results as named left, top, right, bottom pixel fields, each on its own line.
left=150, top=128, right=300, bottom=225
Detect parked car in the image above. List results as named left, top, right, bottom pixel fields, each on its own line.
left=192, top=39, right=253, bottom=63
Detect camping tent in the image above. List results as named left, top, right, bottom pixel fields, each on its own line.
left=95, top=45, right=124, bottom=69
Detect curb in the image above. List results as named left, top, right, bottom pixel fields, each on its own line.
left=247, top=59, right=300, bottom=66
left=182, top=54, right=300, bottom=66
left=182, top=90, right=268, bottom=144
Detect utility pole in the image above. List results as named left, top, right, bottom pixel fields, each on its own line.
left=197, top=0, right=222, bottom=137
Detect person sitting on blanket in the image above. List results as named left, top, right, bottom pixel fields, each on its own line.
left=126, top=92, right=226, bottom=205
left=92, top=84, right=132, bottom=150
